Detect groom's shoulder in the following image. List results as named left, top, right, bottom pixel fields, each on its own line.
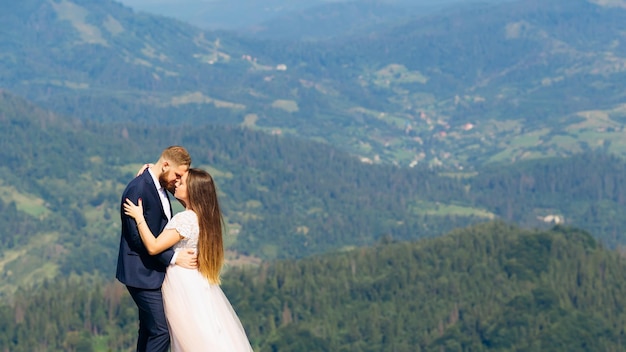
left=123, top=172, right=150, bottom=194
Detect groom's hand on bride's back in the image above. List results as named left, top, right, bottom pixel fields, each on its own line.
left=176, top=249, right=198, bottom=269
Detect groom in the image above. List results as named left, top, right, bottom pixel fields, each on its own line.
left=116, top=145, right=197, bottom=352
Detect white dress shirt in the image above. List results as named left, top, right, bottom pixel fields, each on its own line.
left=148, top=168, right=171, bottom=220
left=147, top=168, right=177, bottom=265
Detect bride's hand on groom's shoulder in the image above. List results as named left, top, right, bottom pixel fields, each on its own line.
left=124, top=198, right=144, bottom=222
left=136, top=163, right=152, bottom=177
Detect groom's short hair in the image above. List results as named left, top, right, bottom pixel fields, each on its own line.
left=161, top=145, right=191, bottom=167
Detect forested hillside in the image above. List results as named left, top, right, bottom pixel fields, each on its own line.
left=2, top=223, right=625, bottom=351
left=0, top=90, right=480, bottom=298
left=2, top=0, right=626, bottom=166
left=2, top=89, right=626, bottom=300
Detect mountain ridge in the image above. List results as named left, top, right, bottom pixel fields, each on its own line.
left=4, top=0, right=626, bottom=167
left=117, top=0, right=474, bottom=31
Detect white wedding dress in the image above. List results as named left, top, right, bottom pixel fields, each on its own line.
left=162, top=210, right=253, bottom=352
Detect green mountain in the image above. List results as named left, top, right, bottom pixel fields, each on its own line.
left=3, top=89, right=626, bottom=303
left=3, top=0, right=626, bottom=167
left=232, top=223, right=623, bottom=351
left=257, top=0, right=626, bottom=165
left=0, top=89, right=482, bottom=298
left=2, top=222, right=624, bottom=351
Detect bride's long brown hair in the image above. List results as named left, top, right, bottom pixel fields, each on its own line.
left=186, top=168, right=224, bottom=284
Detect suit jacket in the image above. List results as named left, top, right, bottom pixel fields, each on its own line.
left=116, top=170, right=174, bottom=289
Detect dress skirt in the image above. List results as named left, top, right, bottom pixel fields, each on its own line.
left=162, top=266, right=254, bottom=352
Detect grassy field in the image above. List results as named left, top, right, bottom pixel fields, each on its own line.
left=0, top=183, right=49, bottom=217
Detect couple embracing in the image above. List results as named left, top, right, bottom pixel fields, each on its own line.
left=116, top=146, right=253, bottom=352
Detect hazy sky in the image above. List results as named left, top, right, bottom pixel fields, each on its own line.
left=120, top=0, right=216, bottom=4
left=115, top=0, right=511, bottom=31
left=120, top=0, right=473, bottom=3
left=117, top=0, right=494, bottom=6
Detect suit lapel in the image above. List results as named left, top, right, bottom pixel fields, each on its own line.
left=142, top=171, right=169, bottom=221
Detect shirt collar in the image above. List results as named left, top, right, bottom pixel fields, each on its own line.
left=147, top=167, right=164, bottom=192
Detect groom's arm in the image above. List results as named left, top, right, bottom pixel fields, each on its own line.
left=173, top=249, right=198, bottom=269
left=154, top=247, right=175, bottom=267
left=154, top=247, right=196, bottom=268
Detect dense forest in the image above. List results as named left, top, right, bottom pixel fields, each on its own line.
left=2, top=223, right=625, bottom=351
left=2, top=90, right=626, bottom=299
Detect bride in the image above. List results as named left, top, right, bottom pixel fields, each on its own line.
left=124, top=168, right=253, bottom=352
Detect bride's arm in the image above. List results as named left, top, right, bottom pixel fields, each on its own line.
left=124, top=198, right=182, bottom=255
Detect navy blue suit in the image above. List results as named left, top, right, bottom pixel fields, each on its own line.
left=116, top=170, right=174, bottom=352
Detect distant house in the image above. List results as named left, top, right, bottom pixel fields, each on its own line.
left=538, top=214, right=564, bottom=224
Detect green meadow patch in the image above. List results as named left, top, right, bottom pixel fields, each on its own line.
left=0, top=233, right=60, bottom=300
left=271, top=99, right=299, bottom=113
left=372, top=64, right=428, bottom=87
left=0, top=183, right=49, bottom=217
left=411, top=200, right=496, bottom=219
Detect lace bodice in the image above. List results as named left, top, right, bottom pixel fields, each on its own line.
left=165, top=210, right=199, bottom=251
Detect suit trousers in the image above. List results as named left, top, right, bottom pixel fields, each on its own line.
left=127, top=286, right=170, bottom=352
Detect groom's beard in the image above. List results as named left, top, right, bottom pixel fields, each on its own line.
left=159, top=171, right=176, bottom=194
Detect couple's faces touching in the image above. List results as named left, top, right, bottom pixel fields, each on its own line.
left=174, top=171, right=189, bottom=204
left=159, top=161, right=189, bottom=194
